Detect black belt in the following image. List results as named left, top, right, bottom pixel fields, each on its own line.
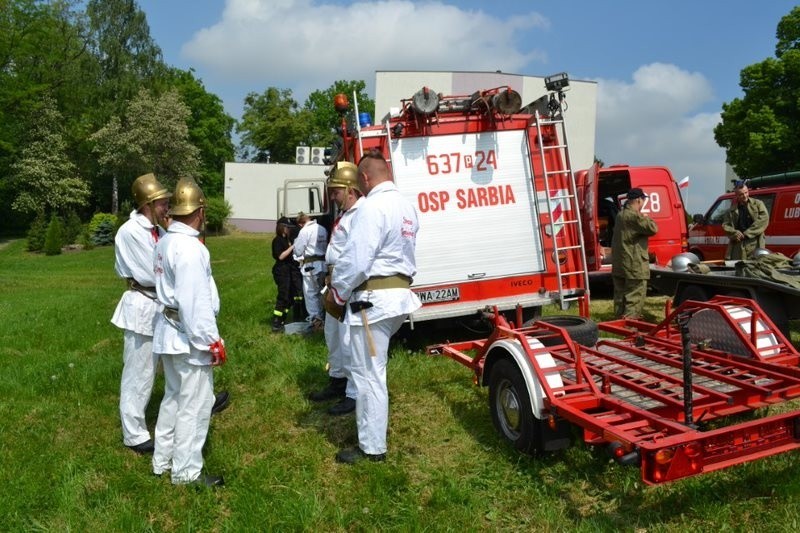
left=126, top=278, right=156, bottom=300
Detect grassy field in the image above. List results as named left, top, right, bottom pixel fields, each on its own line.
left=2, top=234, right=800, bottom=532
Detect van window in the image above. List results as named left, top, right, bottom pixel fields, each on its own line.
left=705, top=194, right=774, bottom=225
left=707, top=199, right=732, bottom=224
left=751, top=194, right=774, bottom=217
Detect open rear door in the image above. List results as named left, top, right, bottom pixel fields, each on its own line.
left=579, top=163, right=602, bottom=272
left=277, top=179, right=328, bottom=218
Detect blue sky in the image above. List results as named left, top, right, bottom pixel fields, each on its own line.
left=137, top=0, right=798, bottom=214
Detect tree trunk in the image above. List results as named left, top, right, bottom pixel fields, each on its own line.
left=112, top=176, right=118, bottom=215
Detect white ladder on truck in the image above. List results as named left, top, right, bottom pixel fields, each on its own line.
left=534, top=109, right=590, bottom=311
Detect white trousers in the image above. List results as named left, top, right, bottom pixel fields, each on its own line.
left=347, top=314, right=405, bottom=455
left=152, top=352, right=214, bottom=484
left=301, top=261, right=325, bottom=321
left=324, top=313, right=357, bottom=399
left=120, top=330, right=158, bottom=446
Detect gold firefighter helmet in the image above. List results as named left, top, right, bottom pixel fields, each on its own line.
left=168, top=176, right=206, bottom=216
left=327, top=161, right=358, bottom=189
left=132, top=173, right=172, bottom=209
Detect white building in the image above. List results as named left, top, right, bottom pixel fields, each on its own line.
left=226, top=70, right=598, bottom=232
left=225, top=162, right=327, bottom=232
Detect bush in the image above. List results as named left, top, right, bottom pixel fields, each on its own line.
left=205, top=196, right=232, bottom=235
left=92, top=219, right=116, bottom=247
left=87, top=213, right=118, bottom=247
left=78, top=226, right=94, bottom=250
left=63, top=212, right=83, bottom=245
left=26, top=212, right=48, bottom=252
left=87, top=212, right=117, bottom=236
left=43, top=216, right=64, bottom=256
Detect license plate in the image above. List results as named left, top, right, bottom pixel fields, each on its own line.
left=415, top=286, right=460, bottom=304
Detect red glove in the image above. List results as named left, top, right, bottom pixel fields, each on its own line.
left=209, top=339, right=227, bottom=366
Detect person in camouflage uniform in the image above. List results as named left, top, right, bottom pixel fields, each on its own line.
left=721, top=181, right=769, bottom=260
left=611, top=188, right=658, bottom=319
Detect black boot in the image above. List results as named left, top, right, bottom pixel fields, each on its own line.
left=293, top=300, right=307, bottom=322
left=271, top=315, right=284, bottom=333
left=309, top=377, right=347, bottom=402
left=328, top=397, right=356, bottom=416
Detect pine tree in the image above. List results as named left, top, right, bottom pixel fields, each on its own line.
left=44, top=216, right=64, bottom=256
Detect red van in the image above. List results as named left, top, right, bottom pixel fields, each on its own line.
left=577, top=164, right=689, bottom=276
left=688, top=177, right=800, bottom=261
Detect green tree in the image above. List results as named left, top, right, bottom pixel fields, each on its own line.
left=0, top=0, right=99, bottom=231
left=43, top=214, right=64, bottom=255
left=303, top=80, right=375, bottom=148
left=26, top=210, right=47, bottom=252
left=237, top=87, right=309, bottom=163
left=10, top=95, right=90, bottom=217
left=237, top=81, right=374, bottom=164
left=91, top=88, right=201, bottom=212
left=85, top=0, right=166, bottom=210
left=205, top=196, right=232, bottom=235
left=714, top=7, right=800, bottom=177
left=85, top=0, right=164, bottom=118
left=164, top=68, right=235, bottom=196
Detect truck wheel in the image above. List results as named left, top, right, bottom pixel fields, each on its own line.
left=675, top=284, right=709, bottom=306
left=489, top=358, right=540, bottom=454
left=536, top=315, right=599, bottom=347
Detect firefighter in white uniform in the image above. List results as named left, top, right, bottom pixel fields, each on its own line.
left=293, top=213, right=328, bottom=326
left=111, top=173, right=171, bottom=454
left=152, top=177, right=226, bottom=487
left=309, top=162, right=363, bottom=415
left=327, top=152, right=421, bottom=464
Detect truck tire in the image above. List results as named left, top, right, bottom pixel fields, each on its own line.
left=489, top=358, right=540, bottom=454
left=535, top=315, right=599, bottom=347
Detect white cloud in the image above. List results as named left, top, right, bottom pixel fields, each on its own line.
left=182, top=3, right=727, bottom=214
left=593, top=63, right=725, bottom=214
left=182, top=0, right=549, bottom=100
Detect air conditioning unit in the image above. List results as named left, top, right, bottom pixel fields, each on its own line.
left=295, top=146, right=309, bottom=164
left=310, top=146, right=325, bottom=165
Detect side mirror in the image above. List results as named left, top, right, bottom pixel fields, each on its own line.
left=692, top=213, right=705, bottom=224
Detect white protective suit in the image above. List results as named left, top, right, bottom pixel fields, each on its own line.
left=324, top=196, right=364, bottom=400
left=293, top=219, right=328, bottom=321
left=111, top=210, right=163, bottom=447
left=151, top=221, right=220, bottom=484
left=330, top=181, right=421, bottom=455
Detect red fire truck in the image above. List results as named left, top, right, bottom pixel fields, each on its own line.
left=327, top=82, right=800, bottom=484
left=334, top=84, right=590, bottom=323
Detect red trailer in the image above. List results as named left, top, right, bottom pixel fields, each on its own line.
left=428, top=296, right=800, bottom=484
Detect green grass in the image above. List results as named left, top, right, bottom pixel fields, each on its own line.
left=2, top=235, right=800, bottom=531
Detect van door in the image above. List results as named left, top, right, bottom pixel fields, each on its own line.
left=277, top=179, right=328, bottom=218
left=689, top=196, right=732, bottom=261
left=578, top=164, right=603, bottom=272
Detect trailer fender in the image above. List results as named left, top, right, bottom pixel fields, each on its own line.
left=485, top=336, right=563, bottom=420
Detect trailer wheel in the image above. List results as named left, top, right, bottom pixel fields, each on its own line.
left=536, top=315, right=598, bottom=347
left=489, top=358, right=540, bottom=454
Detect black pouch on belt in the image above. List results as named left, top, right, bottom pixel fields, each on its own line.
left=350, top=301, right=374, bottom=313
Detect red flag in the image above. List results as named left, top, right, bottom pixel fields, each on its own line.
left=678, top=176, right=689, bottom=189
